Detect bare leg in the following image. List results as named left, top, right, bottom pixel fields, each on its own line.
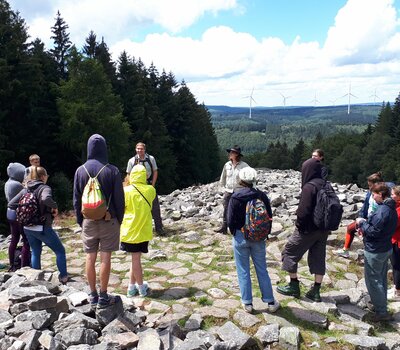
left=130, top=252, right=143, bottom=285
left=315, top=274, right=323, bottom=284
left=86, top=252, right=98, bottom=293
left=99, top=251, right=112, bottom=293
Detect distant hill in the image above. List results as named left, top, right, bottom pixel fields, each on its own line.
left=207, top=104, right=382, bottom=153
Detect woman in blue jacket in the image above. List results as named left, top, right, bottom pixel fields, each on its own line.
left=357, top=182, right=397, bottom=322
left=227, top=167, right=279, bottom=314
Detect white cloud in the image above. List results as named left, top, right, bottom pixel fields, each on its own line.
left=8, top=0, right=400, bottom=106
left=324, top=0, right=399, bottom=64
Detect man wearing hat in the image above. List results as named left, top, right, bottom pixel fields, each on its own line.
left=214, top=145, right=249, bottom=234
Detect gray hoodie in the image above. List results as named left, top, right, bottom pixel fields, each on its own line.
left=4, top=163, right=25, bottom=203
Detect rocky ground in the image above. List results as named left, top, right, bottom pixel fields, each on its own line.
left=0, top=168, right=400, bottom=349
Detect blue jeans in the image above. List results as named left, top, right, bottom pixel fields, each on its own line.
left=24, top=226, right=68, bottom=279
left=364, top=249, right=391, bottom=315
left=232, top=230, right=274, bottom=304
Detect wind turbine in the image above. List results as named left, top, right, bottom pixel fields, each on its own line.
left=329, top=97, right=339, bottom=106
left=279, top=92, right=291, bottom=108
left=310, top=92, right=319, bottom=106
left=243, top=88, right=257, bottom=119
left=342, top=82, right=357, bottom=114
left=370, top=88, right=380, bottom=104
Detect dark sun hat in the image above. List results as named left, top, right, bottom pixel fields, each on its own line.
left=226, top=145, right=243, bottom=156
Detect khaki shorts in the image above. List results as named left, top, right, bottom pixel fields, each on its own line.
left=81, top=218, right=120, bottom=253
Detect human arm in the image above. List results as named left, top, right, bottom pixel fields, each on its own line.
left=113, top=170, right=125, bottom=225
left=73, top=168, right=84, bottom=226
left=295, top=184, right=316, bottom=232
left=151, top=169, right=158, bottom=187
left=7, top=189, right=26, bottom=210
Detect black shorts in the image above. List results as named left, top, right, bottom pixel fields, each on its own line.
left=120, top=241, right=149, bottom=253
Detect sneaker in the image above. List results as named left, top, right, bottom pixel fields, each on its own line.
left=242, top=303, right=253, bottom=313
left=366, top=300, right=375, bottom=312
left=127, top=284, right=139, bottom=297
left=88, top=293, right=99, bottom=310
left=138, top=282, right=149, bottom=297
left=97, top=294, right=118, bottom=309
left=277, top=281, right=300, bottom=298
left=267, top=300, right=280, bottom=313
left=333, top=248, right=349, bottom=258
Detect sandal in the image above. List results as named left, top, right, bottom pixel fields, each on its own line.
left=97, top=294, right=118, bottom=309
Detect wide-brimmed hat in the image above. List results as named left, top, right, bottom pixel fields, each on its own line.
left=226, top=145, right=243, bottom=156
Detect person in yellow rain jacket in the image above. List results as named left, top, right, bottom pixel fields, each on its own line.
left=120, top=165, right=156, bottom=297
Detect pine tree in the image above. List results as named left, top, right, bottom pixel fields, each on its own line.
left=83, top=30, right=97, bottom=58
left=95, top=37, right=117, bottom=88
left=50, top=11, right=71, bottom=79
left=374, top=102, right=395, bottom=137
left=57, top=56, right=131, bottom=168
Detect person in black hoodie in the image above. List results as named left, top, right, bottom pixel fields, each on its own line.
left=277, top=157, right=328, bottom=302
left=73, top=134, right=125, bottom=309
left=356, top=182, right=397, bottom=322
left=227, top=167, right=280, bottom=314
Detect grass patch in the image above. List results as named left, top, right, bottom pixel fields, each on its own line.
left=201, top=316, right=226, bottom=330
left=197, top=296, right=213, bottom=306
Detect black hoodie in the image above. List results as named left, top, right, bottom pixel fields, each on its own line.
left=227, top=187, right=272, bottom=234
left=296, top=158, right=325, bottom=233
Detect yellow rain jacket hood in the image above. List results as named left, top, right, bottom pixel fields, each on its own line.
left=120, top=165, right=156, bottom=244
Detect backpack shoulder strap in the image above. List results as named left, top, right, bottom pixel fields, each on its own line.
left=82, top=164, right=108, bottom=179
left=132, top=184, right=151, bottom=208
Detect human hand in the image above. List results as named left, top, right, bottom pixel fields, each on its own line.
left=51, top=208, right=58, bottom=217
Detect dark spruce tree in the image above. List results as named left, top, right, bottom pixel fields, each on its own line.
left=83, top=30, right=97, bottom=58
left=50, top=10, right=71, bottom=79
left=57, top=51, right=131, bottom=171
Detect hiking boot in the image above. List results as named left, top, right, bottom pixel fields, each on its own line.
left=242, top=303, right=253, bottom=313
left=277, top=280, right=300, bottom=298
left=138, top=282, right=149, bottom=297
left=305, top=286, right=321, bottom=302
left=267, top=300, right=280, bottom=313
left=333, top=248, right=350, bottom=258
left=371, top=312, right=393, bottom=322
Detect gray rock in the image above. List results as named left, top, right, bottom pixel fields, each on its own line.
left=174, top=330, right=216, bottom=350
left=18, top=329, right=41, bottom=350
left=217, top=321, right=257, bottom=349
left=0, top=310, right=12, bottom=324
left=288, top=302, right=328, bottom=329
left=52, top=312, right=101, bottom=333
left=8, top=285, right=50, bottom=303
left=233, top=310, right=261, bottom=328
left=7, top=321, right=32, bottom=337
left=338, top=314, right=374, bottom=335
left=342, top=334, right=385, bottom=349
left=137, top=328, right=161, bottom=350
left=68, top=291, right=89, bottom=306
left=9, top=339, right=25, bottom=350
left=55, top=328, right=98, bottom=347
left=26, top=295, right=57, bottom=311
left=184, top=313, right=203, bottom=331
left=279, top=326, right=300, bottom=350
left=95, top=295, right=124, bottom=326
left=337, top=303, right=369, bottom=321
left=255, top=323, right=279, bottom=345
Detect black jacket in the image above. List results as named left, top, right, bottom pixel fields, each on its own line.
left=296, top=158, right=324, bottom=233
left=227, top=187, right=272, bottom=234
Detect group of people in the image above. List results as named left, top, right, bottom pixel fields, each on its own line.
left=4, top=135, right=163, bottom=309
left=217, top=145, right=400, bottom=322
left=4, top=137, right=400, bottom=321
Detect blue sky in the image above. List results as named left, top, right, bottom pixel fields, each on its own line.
left=8, top=0, right=400, bottom=107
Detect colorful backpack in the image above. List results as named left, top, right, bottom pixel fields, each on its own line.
left=241, top=197, right=272, bottom=241
left=81, top=164, right=109, bottom=220
left=16, top=187, right=44, bottom=226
